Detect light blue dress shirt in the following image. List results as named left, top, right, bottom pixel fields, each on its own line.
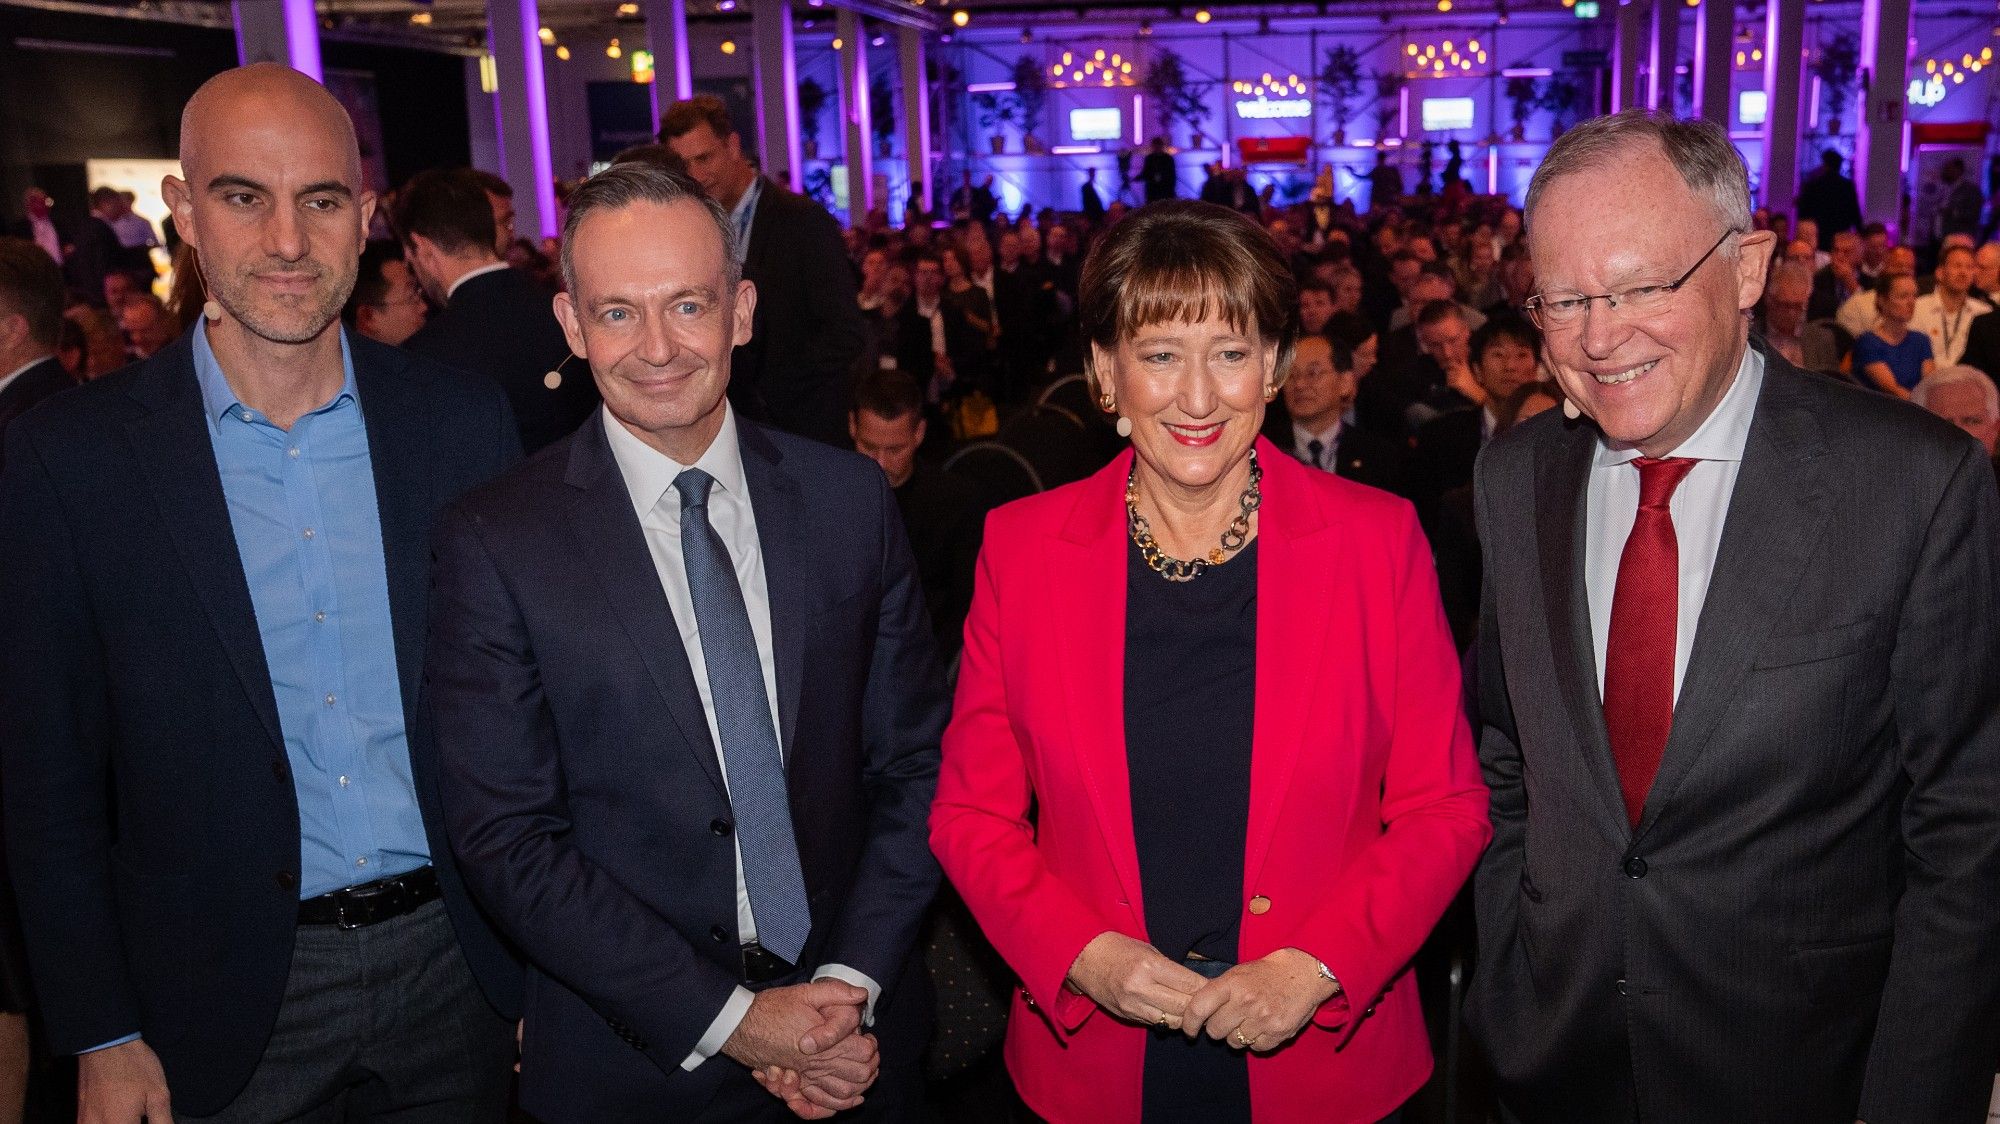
left=193, top=322, right=431, bottom=899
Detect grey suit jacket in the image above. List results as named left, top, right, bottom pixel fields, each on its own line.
left=1464, top=344, right=2000, bottom=1123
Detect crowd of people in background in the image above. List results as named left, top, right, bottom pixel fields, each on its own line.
left=4, top=90, right=2000, bottom=1122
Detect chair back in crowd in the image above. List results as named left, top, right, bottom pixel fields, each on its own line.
left=942, top=441, right=1044, bottom=511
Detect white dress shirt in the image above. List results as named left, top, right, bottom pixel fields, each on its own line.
left=1290, top=419, right=1341, bottom=471
left=1909, top=291, right=1991, bottom=368
left=1836, top=290, right=1879, bottom=340
left=26, top=215, right=61, bottom=266
left=1585, top=346, right=1763, bottom=702
left=602, top=403, right=878, bottom=1069
left=0, top=356, right=51, bottom=398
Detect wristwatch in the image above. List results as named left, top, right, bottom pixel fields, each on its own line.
left=1312, top=957, right=1343, bottom=997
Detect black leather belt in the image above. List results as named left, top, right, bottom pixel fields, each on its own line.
left=298, top=866, right=440, bottom=929
left=741, top=941, right=796, bottom=984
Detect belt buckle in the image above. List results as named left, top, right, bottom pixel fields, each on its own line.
left=334, top=900, right=364, bottom=931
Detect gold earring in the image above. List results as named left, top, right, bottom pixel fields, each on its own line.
left=1100, top=392, right=1115, bottom=412
left=1263, top=384, right=1276, bottom=401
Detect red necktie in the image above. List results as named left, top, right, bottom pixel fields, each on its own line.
left=1603, top=456, right=1697, bottom=827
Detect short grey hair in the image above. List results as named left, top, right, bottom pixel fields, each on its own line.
left=559, top=161, right=739, bottom=293
left=1526, top=110, right=1753, bottom=247
left=1912, top=364, right=2000, bottom=421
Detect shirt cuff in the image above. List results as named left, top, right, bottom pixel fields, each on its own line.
left=812, top=964, right=882, bottom=1026
left=680, top=986, right=755, bottom=1072
left=79, top=1033, right=141, bottom=1055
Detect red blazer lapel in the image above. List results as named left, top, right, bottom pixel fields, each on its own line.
left=1244, top=438, right=1335, bottom=895
left=1052, top=450, right=1148, bottom=929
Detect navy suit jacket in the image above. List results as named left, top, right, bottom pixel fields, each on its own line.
left=424, top=409, right=946, bottom=1122
left=0, top=330, right=524, bottom=1116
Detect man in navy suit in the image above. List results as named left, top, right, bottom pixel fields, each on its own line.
left=425, top=163, right=946, bottom=1122
left=0, top=65, right=522, bottom=1122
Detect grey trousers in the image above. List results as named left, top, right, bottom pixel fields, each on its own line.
left=178, top=898, right=514, bottom=1123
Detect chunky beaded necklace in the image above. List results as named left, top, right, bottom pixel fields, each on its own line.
left=1125, top=449, right=1263, bottom=582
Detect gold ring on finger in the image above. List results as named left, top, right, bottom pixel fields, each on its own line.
left=1232, top=1030, right=1253, bottom=1048
left=1156, top=1013, right=1170, bottom=1028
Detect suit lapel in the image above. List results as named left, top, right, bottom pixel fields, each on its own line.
left=1636, top=365, right=1831, bottom=837
left=353, top=337, right=435, bottom=733
left=562, top=413, right=728, bottom=799
left=122, top=336, right=284, bottom=755
left=1243, top=441, right=1333, bottom=892
left=1053, top=453, right=1147, bottom=924
left=1534, top=420, right=1633, bottom=838
left=737, top=422, right=808, bottom=766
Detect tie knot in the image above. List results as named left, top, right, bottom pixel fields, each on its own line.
left=1632, top=456, right=1695, bottom=509
left=673, top=468, right=716, bottom=510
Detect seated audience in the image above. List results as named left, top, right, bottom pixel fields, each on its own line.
left=1267, top=334, right=1407, bottom=495
left=1808, top=230, right=1864, bottom=320
left=1409, top=313, right=1543, bottom=524
left=1911, top=243, right=1991, bottom=367
left=849, top=367, right=983, bottom=656
left=1911, top=364, right=2000, bottom=489
left=116, top=291, right=174, bottom=360
left=1837, top=245, right=1917, bottom=338
left=1854, top=272, right=1933, bottom=399
left=1757, top=260, right=1846, bottom=377
left=341, top=241, right=428, bottom=346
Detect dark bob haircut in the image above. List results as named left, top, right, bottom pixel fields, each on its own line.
left=1077, top=199, right=1299, bottom=393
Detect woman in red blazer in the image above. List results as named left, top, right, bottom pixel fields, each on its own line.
left=929, top=201, right=1490, bottom=1124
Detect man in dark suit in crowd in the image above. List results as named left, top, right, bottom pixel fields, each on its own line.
left=396, top=168, right=596, bottom=454
left=426, top=162, right=946, bottom=1123
left=849, top=366, right=982, bottom=656
left=0, top=238, right=76, bottom=455
left=341, top=241, right=429, bottom=347
left=1408, top=313, right=1543, bottom=526
left=1266, top=334, right=1407, bottom=495
left=1468, top=110, right=2000, bottom=1123
left=663, top=96, right=865, bottom=448
left=0, top=64, right=522, bottom=1124
left=1794, top=148, right=1863, bottom=248
left=60, top=188, right=133, bottom=308
left=992, top=228, right=1053, bottom=393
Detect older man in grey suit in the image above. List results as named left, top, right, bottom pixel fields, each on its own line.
left=1466, top=110, right=2000, bottom=1123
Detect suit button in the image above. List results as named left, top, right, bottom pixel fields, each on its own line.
left=711, top=818, right=733, bottom=837
left=276, top=871, right=297, bottom=890
left=1623, top=856, right=1648, bottom=879
left=1247, top=895, right=1271, bottom=915
left=711, top=925, right=730, bottom=943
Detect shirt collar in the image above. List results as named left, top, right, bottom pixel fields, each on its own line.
left=1595, top=344, right=1763, bottom=468
left=1291, top=417, right=1341, bottom=449
left=0, top=355, right=53, bottom=395
left=728, top=177, right=763, bottom=261
left=446, top=260, right=513, bottom=302
left=602, top=399, right=749, bottom=524
left=192, top=318, right=358, bottom=426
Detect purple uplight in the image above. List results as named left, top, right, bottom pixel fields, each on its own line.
left=517, top=0, right=558, bottom=237
left=283, top=0, right=322, bottom=79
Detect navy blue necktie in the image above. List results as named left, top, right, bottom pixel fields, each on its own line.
left=673, top=468, right=811, bottom=963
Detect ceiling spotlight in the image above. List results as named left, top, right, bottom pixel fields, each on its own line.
left=618, top=2, right=639, bottom=13
left=556, top=43, right=571, bottom=59
left=872, top=34, right=886, bottom=45
left=539, top=25, right=556, bottom=44
left=409, top=9, right=431, bottom=23
left=1437, top=0, right=1452, bottom=11
left=952, top=9, right=969, bottom=25
left=832, top=36, right=844, bottom=48
left=1194, top=7, right=1211, bottom=21
left=720, top=37, right=736, bottom=53
left=607, top=37, right=622, bottom=58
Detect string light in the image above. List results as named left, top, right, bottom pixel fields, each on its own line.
left=952, top=9, right=969, bottom=25
left=1194, top=8, right=1211, bottom=21
left=720, top=38, right=736, bottom=53
left=539, top=25, right=556, bottom=44
left=619, top=2, right=639, bottom=13
left=607, top=37, right=622, bottom=58
left=409, top=10, right=431, bottom=24
left=555, top=44, right=571, bottom=59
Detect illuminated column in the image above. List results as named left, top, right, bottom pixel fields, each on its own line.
left=838, top=9, right=876, bottom=216
left=487, top=0, right=559, bottom=238
left=639, top=0, right=695, bottom=130
left=752, top=0, right=802, bottom=190
left=1646, top=0, right=1682, bottom=110
left=899, top=27, right=932, bottom=216
left=1612, top=0, right=1649, bottom=112
left=1855, top=0, right=1910, bottom=226
left=1758, top=0, right=1803, bottom=212
left=232, top=0, right=322, bottom=80
left=1691, top=0, right=1732, bottom=123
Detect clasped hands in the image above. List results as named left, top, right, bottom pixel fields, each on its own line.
left=728, top=979, right=878, bottom=1119
left=1065, top=931, right=1339, bottom=1053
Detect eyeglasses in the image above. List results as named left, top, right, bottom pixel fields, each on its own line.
left=1523, top=229, right=1739, bottom=330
